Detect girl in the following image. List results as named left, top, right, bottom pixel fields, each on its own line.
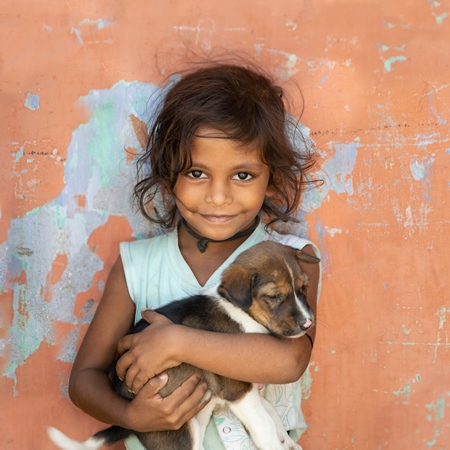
left=68, top=63, right=321, bottom=450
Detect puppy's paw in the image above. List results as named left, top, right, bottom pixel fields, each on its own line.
left=280, top=436, right=302, bottom=450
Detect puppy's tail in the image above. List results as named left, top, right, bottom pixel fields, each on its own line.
left=48, top=426, right=131, bottom=449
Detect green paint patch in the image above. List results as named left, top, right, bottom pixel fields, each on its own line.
left=402, top=324, right=412, bottom=335
left=384, top=56, right=407, bottom=72
left=393, top=383, right=411, bottom=404
left=301, top=361, right=315, bottom=400
left=435, top=12, right=448, bottom=24
left=425, top=397, right=445, bottom=447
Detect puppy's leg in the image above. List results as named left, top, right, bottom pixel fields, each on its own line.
left=227, top=387, right=288, bottom=450
left=259, top=397, right=303, bottom=450
left=187, top=418, right=202, bottom=450
left=194, top=398, right=220, bottom=449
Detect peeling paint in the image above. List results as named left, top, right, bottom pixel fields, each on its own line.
left=301, top=362, right=316, bottom=400
left=1, top=82, right=160, bottom=383
left=302, top=139, right=360, bottom=212
left=425, top=396, right=445, bottom=447
left=70, top=27, right=83, bottom=44
left=24, top=93, right=39, bottom=110
left=384, top=56, right=407, bottom=72
left=393, top=383, right=411, bottom=404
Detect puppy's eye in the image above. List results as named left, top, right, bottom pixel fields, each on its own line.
left=266, top=293, right=282, bottom=301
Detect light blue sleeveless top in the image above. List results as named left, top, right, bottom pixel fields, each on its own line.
left=120, top=221, right=321, bottom=450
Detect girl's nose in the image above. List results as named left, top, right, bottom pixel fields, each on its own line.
left=205, top=181, right=232, bottom=206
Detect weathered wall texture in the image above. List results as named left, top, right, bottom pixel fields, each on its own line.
left=1, top=1, right=449, bottom=448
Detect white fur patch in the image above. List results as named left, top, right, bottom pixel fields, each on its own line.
left=47, top=427, right=103, bottom=450
left=284, top=259, right=313, bottom=323
left=216, top=298, right=269, bottom=334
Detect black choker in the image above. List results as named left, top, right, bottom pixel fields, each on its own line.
left=180, top=217, right=260, bottom=253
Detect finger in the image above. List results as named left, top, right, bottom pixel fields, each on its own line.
left=141, top=308, right=160, bottom=324
left=124, top=363, right=142, bottom=392
left=174, top=380, right=211, bottom=424
left=131, top=369, right=157, bottom=395
left=139, top=373, right=169, bottom=398
left=117, top=333, right=133, bottom=356
left=115, top=349, right=133, bottom=381
left=164, top=374, right=206, bottom=411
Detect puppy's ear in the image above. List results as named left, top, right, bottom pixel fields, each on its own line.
left=218, top=265, right=255, bottom=310
left=294, top=248, right=321, bottom=264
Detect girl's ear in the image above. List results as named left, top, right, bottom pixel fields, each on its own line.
left=265, top=185, right=276, bottom=198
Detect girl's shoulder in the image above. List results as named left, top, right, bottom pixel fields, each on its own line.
left=120, top=228, right=177, bottom=264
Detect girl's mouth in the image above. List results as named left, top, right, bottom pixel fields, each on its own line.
left=200, top=215, right=236, bottom=223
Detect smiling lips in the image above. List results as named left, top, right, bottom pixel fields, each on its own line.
left=200, top=214, right=237, bottom=223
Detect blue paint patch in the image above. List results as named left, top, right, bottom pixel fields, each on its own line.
left=301, top=139, right=360, bottom=213
left=80, top=18, right=113, bottom=29
left=13, top=146, right=24, bottom=162
left=425, top=91, right=447, bottom=125
left=314, top=215, right=330, bottom=273
left=409, top=156, right=435, bottom=202
left=24, top=93, right=39, bottom=110
left=71, top=27, right=83, bottom=44
left=410, top=160, right=426, bottom=181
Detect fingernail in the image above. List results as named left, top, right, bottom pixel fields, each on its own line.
left=158, top=373, right=168, bottom=382
left=128, top=389, right=135, bottom=394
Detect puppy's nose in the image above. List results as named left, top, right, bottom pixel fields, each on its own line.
left=301, top=318, right=312, bottom=330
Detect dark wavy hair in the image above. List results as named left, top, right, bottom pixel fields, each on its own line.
left=134, top=63, right=315, bottom=227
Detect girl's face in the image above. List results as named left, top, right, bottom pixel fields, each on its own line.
left=173, top=128, right=271, bottom=241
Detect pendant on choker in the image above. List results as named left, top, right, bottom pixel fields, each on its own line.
left=179, top=217, right=260, bottom=253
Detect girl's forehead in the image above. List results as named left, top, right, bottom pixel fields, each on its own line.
left=194, top=127, right=229, bottom=139
left=192, top=127, right=263, bottom=156
left=190, top=135, right=263, bottom=163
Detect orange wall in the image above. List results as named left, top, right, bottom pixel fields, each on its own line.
left=1, top=1, right=449, bottom=449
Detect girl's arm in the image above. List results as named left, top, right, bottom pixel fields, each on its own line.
left=117, top=245, right=320, bottom=395
left=68, top=257, right=209, bottom=432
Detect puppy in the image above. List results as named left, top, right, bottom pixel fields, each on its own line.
left=48, top=241, right=319, bottom=450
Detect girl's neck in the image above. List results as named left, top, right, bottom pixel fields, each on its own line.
left=177, top=219, right=259, bottom=286
left=179, top=216, right=260, bottom=253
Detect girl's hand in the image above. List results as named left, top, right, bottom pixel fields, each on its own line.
left=116, top=309, right=182, bottom=394
left=124, top=372, right=211, bottom=432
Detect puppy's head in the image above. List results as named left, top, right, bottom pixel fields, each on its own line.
left=218, top=241, right=319, bottom=338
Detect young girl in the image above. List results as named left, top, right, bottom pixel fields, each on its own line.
left=68, top=63, right=321, bottom=450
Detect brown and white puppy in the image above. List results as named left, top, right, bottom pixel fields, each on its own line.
left=48, top=241, right=319, bottom=450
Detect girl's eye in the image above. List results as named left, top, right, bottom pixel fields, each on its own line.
left=233, top=172, right=253, bottom=181
left=187, top=170, right=206, bottom=179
